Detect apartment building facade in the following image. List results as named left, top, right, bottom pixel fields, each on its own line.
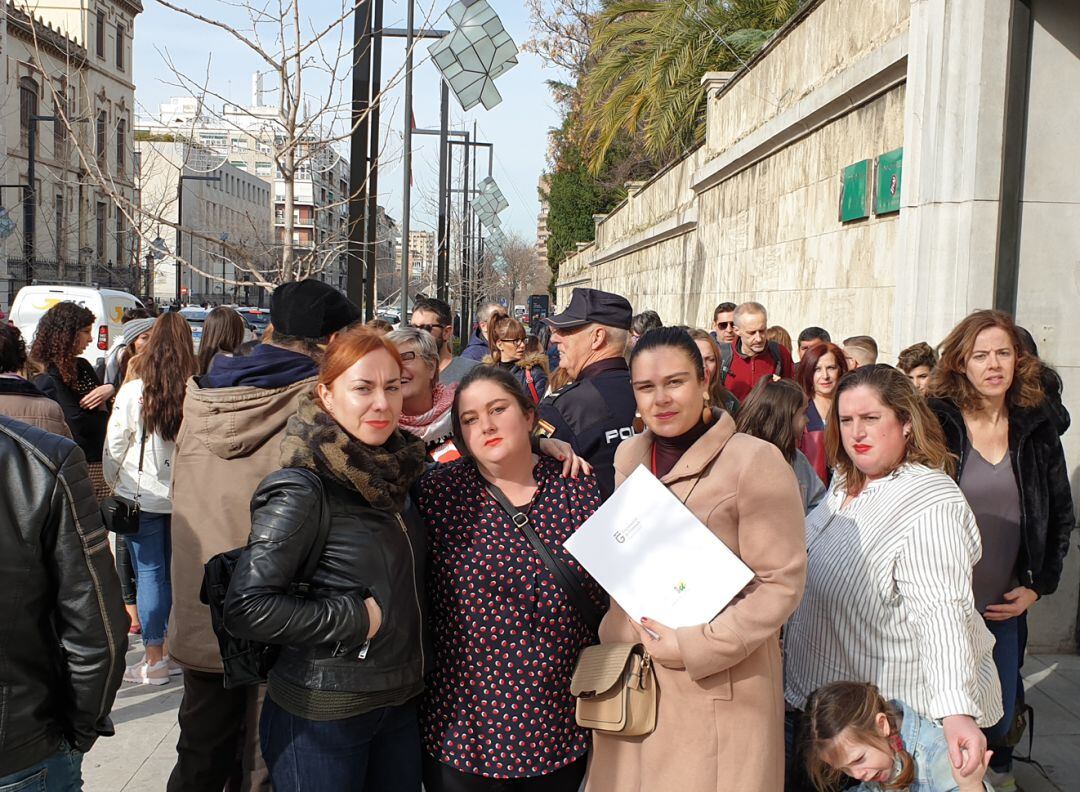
left=1, top=0, right=142, bottom=309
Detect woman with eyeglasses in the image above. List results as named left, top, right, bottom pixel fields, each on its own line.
left=485, top=314, right=549, bottom=405
left=389, top=327, right=574, bottom=467
left=387, top=328, right=460, bottom=463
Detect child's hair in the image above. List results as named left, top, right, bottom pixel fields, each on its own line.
left=803, top=681, right=915, bottom=791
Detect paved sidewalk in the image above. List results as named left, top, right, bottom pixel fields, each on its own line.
left=84, top=644, right=1080, bottom=791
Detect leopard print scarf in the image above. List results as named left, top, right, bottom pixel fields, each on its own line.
left=280, top=392, right=427, bottom=511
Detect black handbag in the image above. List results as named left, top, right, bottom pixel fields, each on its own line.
left=100, top=432, right=146, bottom=535
left=201, top=469, right=331, bottom=689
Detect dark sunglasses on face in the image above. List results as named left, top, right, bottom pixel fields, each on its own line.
left=399, top=351, right=417, bottom=361
left=410, top=323, right=445, bottom=333
left=499, top=337, right=527, bottom=346
left=716, top=321, right=734, bottom=330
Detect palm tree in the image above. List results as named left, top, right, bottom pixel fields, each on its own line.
left=579, top=0, right=803, bottom=174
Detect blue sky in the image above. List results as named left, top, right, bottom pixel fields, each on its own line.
left=133, top=1, right=564, bottom=241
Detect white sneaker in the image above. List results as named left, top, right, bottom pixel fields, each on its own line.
left=162, top=655, right=184, bottom=676
left=123, top=658, right=171, bottom=686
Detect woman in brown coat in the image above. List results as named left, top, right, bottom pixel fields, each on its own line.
left=585, top=327, right=807, bottom=792
left=0, top=323, right=70, bottom=437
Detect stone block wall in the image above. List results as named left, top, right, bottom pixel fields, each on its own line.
left=706, top=0, right=910, bottom=157
left=557, top=0, right=910, bottom=355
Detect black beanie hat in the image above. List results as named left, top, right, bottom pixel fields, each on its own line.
left=270, top=280, right=362, bottom=340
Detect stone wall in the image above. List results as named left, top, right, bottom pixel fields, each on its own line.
left=556, top=0, right=1080, bottom=651
left=1011, top=0, right=1080, bottom=651
left=557, top=0, right=911, bottom=356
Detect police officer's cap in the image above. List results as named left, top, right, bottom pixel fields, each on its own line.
left=543, top=288, right=632, bottom=331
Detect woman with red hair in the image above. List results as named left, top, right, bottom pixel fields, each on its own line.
left=796, top=341, right=848, bottom=484
left=225, top=326, right=429, bottom=791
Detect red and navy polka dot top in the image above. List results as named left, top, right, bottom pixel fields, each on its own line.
left=417, top=455, right=605, bottom=779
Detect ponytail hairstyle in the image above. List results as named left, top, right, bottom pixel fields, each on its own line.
left=803, top=682, right=915, bottom=791
left=629, top=326, right=705, bottom=381
left=451, top=364, right=536, bottom=460
left=486, top=314, right=528, bottom=364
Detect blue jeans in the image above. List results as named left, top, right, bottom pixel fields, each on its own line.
left=983, top=614, right=1027, bottom=771
left=125, top=512, right=172, bottom=647
left=260, top=695, right=421, bottom=791
left=0, top=744, right=83, bottom=791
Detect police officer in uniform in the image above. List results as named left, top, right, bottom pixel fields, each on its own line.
left=537, top=288, right=637, bottom=500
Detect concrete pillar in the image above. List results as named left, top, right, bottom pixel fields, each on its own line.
left=893, top=0, right=1014, bottom=350
left=1012, top=0, right=1080, bottom=653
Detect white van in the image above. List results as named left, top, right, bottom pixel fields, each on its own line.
left=9, top=285, right=145, bottom=366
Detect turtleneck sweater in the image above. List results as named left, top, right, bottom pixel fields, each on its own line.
left=651, top=418, right=709, bottom=478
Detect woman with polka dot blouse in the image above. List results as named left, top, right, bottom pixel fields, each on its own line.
left=417, top=365, right=605, bottom=792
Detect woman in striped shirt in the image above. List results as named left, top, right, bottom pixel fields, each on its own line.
left=784, top=365, right=1001, bottom=789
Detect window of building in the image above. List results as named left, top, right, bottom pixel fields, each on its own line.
left=116, top=118, right=126, bottom=173
left=96, top=11, right=105, bottom=58
left=96, top=202, right=107, bottom=262
left=19, top=77, right=38, bottom=143
left=54, top=192, right=64, bottom=261
left=96, top=110, right=107, bottom=161
left=116, top=23, right=125, bottom=69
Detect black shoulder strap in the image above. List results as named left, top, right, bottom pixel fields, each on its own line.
left=768, top=341, right=784, bottom=377
left=719, top=343, right=734, bottom=382
left=291, top=468, right=332, bottom=594
left=486, top=483, right=603, bottom=631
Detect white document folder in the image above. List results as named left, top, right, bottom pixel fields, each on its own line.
left=563, top=464, right=754, bottom=628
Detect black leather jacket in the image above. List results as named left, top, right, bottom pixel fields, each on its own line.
left=0, top=417, right=127, bottom=776
left=224, top=468, right=427, bottom=694
left=930, top=398, right=1076, bottom=597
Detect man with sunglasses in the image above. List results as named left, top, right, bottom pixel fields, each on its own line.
left=410, top=296, right=478, bottom=386
left=711, top=301, right=738, bottom=345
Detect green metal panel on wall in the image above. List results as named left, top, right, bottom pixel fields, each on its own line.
left=874, top=147, right=903, bottom=215
left=839, top=159, right=872, bottom=222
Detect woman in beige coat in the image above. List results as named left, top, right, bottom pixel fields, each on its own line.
left=585, top=327, right=806, bottom=792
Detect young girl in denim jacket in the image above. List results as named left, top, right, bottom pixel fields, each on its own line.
left=803, top=682, right=994, bottom=791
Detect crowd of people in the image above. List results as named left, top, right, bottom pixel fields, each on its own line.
left=0, top=279, right=1074, bottom=792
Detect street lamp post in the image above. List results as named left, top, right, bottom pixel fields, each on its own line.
left=347, top=0, right=373, bottom=312
left=219, top=231, right=229, bottom=304
left=362, top=0, right=384, bottom=321
left=445, top=136, right=493, bottom=336
left=24, top=114, right=56, bottom=285
left=368, top=0, right=517, bottom=323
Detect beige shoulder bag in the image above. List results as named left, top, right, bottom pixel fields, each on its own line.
left=570, top=642, right=657, bottom=736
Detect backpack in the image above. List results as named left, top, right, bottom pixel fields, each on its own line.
left=718, top=340, right=785, bottom=383
left=200, top=467, right=331, bottom=689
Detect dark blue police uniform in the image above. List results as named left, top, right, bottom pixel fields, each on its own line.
left=538, top=358, right=636, bottom=500
left=539, top=287, right=638, bottom=500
